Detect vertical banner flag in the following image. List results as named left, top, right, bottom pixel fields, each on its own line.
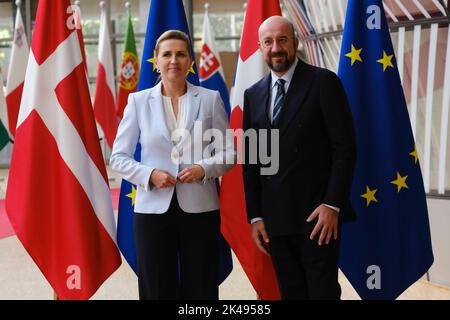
left=5, top=0, right=121, bottom=299
left=93, top=1, right=118, bottom=150
left=219, top=0, right=281, bottom=299
left=199, top=4, right=231, bottom=116
left=0, top=69, right=10, bottom=150
left=116, top=13, right=139, bottom=119
left=117, top=0, right=232, bottom=284
left=338, top=0, right=434, bottom=300
left=5, top=2, right=29, bottom=138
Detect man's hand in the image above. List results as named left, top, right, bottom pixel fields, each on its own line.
left=177, top=165, right=205, bottom=183
left=149, top=169, right=177, bottom=188
left=251, top=220, right=270, bottom=256
left=307, top=204, right=339, bottom=246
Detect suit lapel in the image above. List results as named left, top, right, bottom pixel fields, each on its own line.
left=253, top=74, right=271, bottom=129
left=277, top=60, right=314, bottom=137
left=148, top=82, right=172, bottom=143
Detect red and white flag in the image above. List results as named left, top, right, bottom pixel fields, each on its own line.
left=5, top=0, right=121, bottom=299
left=5, top=4, right=29, bottom=137
left=220, top=0, right=281, bottom=299
left=93, top=3, right=118, bottom=150
left=73, top=0, right=88, bottom=75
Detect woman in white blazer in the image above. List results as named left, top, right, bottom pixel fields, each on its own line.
left=110, top=30, right=235, bottom=300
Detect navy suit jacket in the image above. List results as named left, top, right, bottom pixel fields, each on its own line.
left=242, top=59, right=357, bottom=237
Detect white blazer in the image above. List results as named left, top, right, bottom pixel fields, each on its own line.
left=110, top=81, right=235, bottom=214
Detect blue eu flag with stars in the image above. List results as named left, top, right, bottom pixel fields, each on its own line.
left=338, top=0, right=433, bottom=300
left=117, top=0, right=233, bottom=284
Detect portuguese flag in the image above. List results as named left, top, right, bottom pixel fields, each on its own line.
left=116, top=14, right=139, bottom=119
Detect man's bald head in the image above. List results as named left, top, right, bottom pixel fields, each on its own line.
left=258, top=16, right=296, bottom=40
left=258, top=16, right=299, bottom=76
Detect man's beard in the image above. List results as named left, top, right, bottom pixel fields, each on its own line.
left=267, top=51, right=295, bottom=73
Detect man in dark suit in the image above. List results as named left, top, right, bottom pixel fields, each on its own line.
left=242, top=16, right=357, bottom=300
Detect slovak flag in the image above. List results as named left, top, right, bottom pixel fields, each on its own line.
left=199, top=6, right=231, bottom=116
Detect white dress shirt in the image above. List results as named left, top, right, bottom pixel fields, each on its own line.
left=162, top=93, right=187, bottom=135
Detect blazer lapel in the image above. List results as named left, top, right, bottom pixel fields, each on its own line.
left=184, top=82, right=201, bottom=134
left=277, top=59, right=314, bottom=137
left=148, top=82, right=172, bottom=143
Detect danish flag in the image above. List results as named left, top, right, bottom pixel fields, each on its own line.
left=5, top=0, right=121, bottom=299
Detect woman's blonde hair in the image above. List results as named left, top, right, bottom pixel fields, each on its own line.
left=155, top=30, right=191, bottom=58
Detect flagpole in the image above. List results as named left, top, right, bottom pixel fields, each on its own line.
left=125, top=1, right=131, bottom=16
left=98, top=0, right=107, bottom=159
left=15, top=0, right=21, bottom=12
left=15, top=0, right=23, bottom=38
left=74, top=1, right=81, bottom=30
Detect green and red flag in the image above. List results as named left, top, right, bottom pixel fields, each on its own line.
left=116, top=14, right=139, bottom=119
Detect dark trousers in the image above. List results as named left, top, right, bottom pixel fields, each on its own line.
left=134, top=194, right=220, bottom=300
left=269, top=232, right=341, bottom=300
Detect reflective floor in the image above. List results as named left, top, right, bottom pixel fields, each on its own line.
left=0, top=168, right=449, bottom=300
left=1, top=234, right=450, bottom=300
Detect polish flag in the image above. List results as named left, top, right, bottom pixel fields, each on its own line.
left=220, top=0, right=281, bottom=299
left=5, top=4, right=29, bottom=137
left=5, top=0, right=121, bottom=299
left=93, top=2, right=118, bottom=150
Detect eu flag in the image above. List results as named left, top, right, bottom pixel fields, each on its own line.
left=117, top=144, right=140, bottom=273
left=117, top=0, right=232, bottom=284
left=138, top=0, right=198, bottom=89
left=338, top=0, right=434, bottom=299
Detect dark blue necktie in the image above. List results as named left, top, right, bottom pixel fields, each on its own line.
left=272, top=78, right=286, bottom=123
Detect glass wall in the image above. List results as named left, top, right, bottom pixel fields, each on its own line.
left=192, top=11, right=244, bottom=52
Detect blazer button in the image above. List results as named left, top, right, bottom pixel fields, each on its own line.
left=294, top=147, right=299, bottom=153
left=298, top=123, right=302, bottom=128
left=266, top=176, right=271, bottom=180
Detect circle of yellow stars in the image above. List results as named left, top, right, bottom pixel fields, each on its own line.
left=345, top=44, right=394, bottom=72
left=147, top=49, right=196, bottom=75
left=360, top=146, right=419, bottom=207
